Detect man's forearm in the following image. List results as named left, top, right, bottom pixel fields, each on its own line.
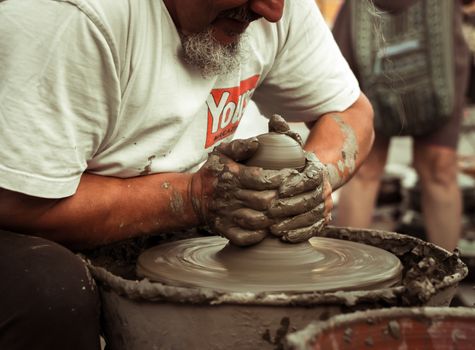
left=304, top=93, right=374, bottom=189
left=0, top=172, right=201, bottom=249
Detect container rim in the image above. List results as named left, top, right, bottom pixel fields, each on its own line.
left=85, top=226, right=468, bottom=307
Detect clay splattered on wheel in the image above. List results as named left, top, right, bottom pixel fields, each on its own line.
left=136, top=236, right=403, bottom=293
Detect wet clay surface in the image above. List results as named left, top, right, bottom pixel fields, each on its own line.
left=136, top=236, right=402, bottom=293
left=245, top=132, right=306, bottom=170
left=324, top=114, right=358, bottom=188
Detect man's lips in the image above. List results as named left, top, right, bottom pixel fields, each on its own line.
left=216, top=6, right=261, bottom=23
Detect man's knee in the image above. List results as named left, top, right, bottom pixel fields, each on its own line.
left=352, top=160, right=386, bottom=183
left=0, top=231, right=100, bottom=350
left=413, top=147, right=458, bottom=185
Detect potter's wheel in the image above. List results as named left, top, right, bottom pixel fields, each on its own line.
left=138, top=131, right=402, bottom=293
left=136, top=236, right=403, bottom=293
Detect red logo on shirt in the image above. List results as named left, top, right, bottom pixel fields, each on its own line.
left=205, top=75, right=260, bottom=148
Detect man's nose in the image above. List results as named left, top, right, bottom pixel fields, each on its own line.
left=249, top=0, right=284, bottom=22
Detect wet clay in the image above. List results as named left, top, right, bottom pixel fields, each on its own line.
left=136, top=236, right=402, bottom=293
left=325, top=114, right=358, bottom=188
left=194, top=139, right=299, bottom=246
left=137, top=125, right=366, bottom=292
left=241, top=130, right=329, bottom=242
left=197, top=129, right=330, bottom=245
left=245, top=133, right=306, bottom=170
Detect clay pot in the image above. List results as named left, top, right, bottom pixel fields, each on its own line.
left=285, top=307, right=475, bottom=350
left=245, top=132, right=306, bottom=170
left=86, top=227, right=467, bottom=350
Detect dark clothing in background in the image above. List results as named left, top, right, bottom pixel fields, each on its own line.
left=333, top=0, right=471, bottom=148
left=0, top=231, right=101, bottom=350
left=372, top=0, right=418, bottom=13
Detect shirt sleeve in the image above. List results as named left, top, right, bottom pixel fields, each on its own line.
left=0, top=0, right=120, bottom=198
left=253, top=0, right=361, bottom=123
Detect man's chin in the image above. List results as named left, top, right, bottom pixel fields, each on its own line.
left=211, top=31, right=241, bottom=46
left=180, top=29, right=247, bottom=78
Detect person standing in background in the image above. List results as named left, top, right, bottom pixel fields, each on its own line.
left=333, top=0, right=473, bottom=251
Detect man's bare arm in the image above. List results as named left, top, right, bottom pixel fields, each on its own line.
left=0, top=172, right=200, bottom=249
left=305, top=93, right=374, bottom=190
left=0, top=137, right=298, bottom=249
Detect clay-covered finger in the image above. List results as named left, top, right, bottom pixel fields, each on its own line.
left=231, top=208, right=275, bottom=230
left=212, top=217, right=268, bottom=246
left=268, top=114, right=303, bottom=146
left=280, top=219, right=326, bottom=243
left=216, top=137, right=259, bottom=162
left=216, top=154, right=297, bottom=191
left=285, top=130, right=303, bottom=146
left=236, top=167, right=298, bottom=190
left=279, top=166, right=323, bottom=197
left=268, top=187, right=324, bottom=218
left=268, top=114, right=290, bottom=133
left=208, top=198, right=244, bottom=212
left=279, top=152, right=326, bottom=197
left=269, top=203, right=325, bottom=236
left=234, top=189, right=278, bottom=211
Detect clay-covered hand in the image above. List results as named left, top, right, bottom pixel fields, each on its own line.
left=191, top=138, right=297, bottom=246
left=264, top=114, right=333, bottom=243
left=268, top=151, right=333, bottom=243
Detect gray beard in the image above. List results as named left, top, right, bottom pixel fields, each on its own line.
left=180, top=28, right=248, bottom=78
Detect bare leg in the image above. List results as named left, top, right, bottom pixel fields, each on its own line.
left=413, top=141, right=461, bottom=251
left=334, top=136, right=390, bottom=227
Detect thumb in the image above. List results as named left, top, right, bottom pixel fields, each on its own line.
left=216, top=137, right=259, bottom=162
left=268, top=114, right=303, bottom=146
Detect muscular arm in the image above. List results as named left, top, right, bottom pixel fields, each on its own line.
left=0, top=172, right=200, bottom=249
left=304, top=93, right=374, bottom=190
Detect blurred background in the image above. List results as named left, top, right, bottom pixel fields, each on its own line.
left=235, top=0, right=475, bottom=306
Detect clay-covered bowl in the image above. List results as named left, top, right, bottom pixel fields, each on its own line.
left=85, top=227, right=468, bottom=350
left=246, top=132, right=306, bottom=170
left=285, top=307, right=475, bottom=350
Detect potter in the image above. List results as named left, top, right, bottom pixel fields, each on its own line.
left=0, top=0, right=376, bottom=348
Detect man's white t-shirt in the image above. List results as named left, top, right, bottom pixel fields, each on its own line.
left=0, top=0, right=360, bottom=198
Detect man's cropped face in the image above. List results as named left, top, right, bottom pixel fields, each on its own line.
left=164, top=0, right=284, bottom=76
left=164, top=0, right=284, bottom=45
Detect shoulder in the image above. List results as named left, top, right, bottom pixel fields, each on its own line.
left=51, top=0, right=132, bottom=32
left=280, top=0, right=325, bottom=26
left=252, top=0, right=326, bottom=52
left=1, top=0, right=128, bottom=38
